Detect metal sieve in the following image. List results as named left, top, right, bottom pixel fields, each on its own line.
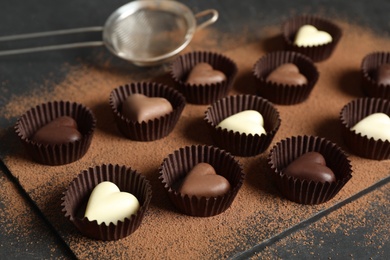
left=0, top=1, right=218, bottom=66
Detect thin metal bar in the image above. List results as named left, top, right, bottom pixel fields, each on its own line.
left=0, top=26, right=104, bottom=42
left=0, top=41, right=104, bottom=56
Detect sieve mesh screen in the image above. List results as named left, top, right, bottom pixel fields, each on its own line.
left=111, top=9, right=189, bottom=59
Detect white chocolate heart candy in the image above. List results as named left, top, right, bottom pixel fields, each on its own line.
left=294, top=25, right=332, bottom=47
left=84, top=181, right=140, bottom=225
left=351, top=113, right=390, bottom=142
left=217, top=110, right=266, bottom=136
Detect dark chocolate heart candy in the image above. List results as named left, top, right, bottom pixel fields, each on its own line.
left=283, top=152, right=336, bottom=183
left=32, top=116, right=82, bottom=145
left=121, top=93, right=173, bottom=123
left=376, top=63, right=390, bottom=85
left=179, top=162, right=231, bottom=198
left=186, top=63, right=226, bottom=85
left=266, top=63, right=308, bottom=85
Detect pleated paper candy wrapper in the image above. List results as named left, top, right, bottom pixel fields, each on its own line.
left=282, top=15, right=342, bottom=62
left=204, top=94, right=281, bottom=156
left=253, top=51, right=319, bottom=105
left=15, top=100, right=96, bottom=166
left=61, top=164, right=152, bottom=241
left=340, top=97, right=390, bottom=160
left=268, top=135, right=352, bottom=205
left=361, top=52, right=390, bottom=99
left=159, top=145, right=245, bottom=217
left=171, top=51, right=237, bottom=104
left=109, top=82, right=185, bottom=141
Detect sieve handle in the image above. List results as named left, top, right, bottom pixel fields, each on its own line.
left=0, top=26, right=104, bottom=56
left=194, top=9, right=219, bottom=31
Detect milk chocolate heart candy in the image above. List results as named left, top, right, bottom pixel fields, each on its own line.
left=179, top=162, right=231, bottom=198
left=217, top=110, right=266, bottom=136
left=122, top=93, right=173, bottom=123
left=32, top=116, right=82, bottom=145
left=84, top=181, right=140, bottom=225
left=351, top=113, right=390, bottom=142
left=284, top=152, right=336, bottom=183
left=376, top=64, right=390, bottom=85
left=266, top=63, right=308, bottom=85
left=294, top=25, right=332, bottom=47
left=186, top=63, right=227, bottom=85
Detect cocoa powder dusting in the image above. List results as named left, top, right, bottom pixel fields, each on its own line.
left=255, top=182, right=389, bottom=258
left=0, top=20, right=389, bottom=259
left=0, top=170, right=70, bottom=259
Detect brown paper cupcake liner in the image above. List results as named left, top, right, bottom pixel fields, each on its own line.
left=170, top=51, right=238, bottom=104
left=14, top=101, right=96, bottom=166
left=61, top=164, right=152, bottom=241
left=282, top=15, right=342, bottom=62
left=204, top=94, right=281, bottom=156
left=268, top=135, right=352, bottom=205
left=159, top=145, right=245, bottom=217
left=109, top=82, right=185, bottom=141
left=253, top=51, right=319, bottom=104
left=340, top=97, right=390, bottom=160
left=361, top=52, right=390, bottom=99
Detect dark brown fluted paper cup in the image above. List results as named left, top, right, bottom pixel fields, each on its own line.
left=268, top=135, right=352, bottom=205
left=171, top=51, right=238, bottom=104
left=282, top=15, right=342, bottom=62
left=340, top=97, right=390, bottom=160
left=253, top=51, right=319, bottom=104
left=61, top=164, right=152, bottom=241
left=204, top=95, right=281, bottom=156
left=159, top=145, right=245, bottom=217
left=14, top=101, right=96, bottom=166
left=109, top=82, right=185, bottom=141
left=361, top=52, right=390, bottom=99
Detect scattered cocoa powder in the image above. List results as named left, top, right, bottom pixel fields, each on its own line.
left=0, top=20, right=389, bottom=259
left=0, top=169, right=71, bottom=259
left=255, top=182, right=389, bottom=259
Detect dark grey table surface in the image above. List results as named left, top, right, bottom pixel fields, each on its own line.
left=0, top=0, right=389, bottom=259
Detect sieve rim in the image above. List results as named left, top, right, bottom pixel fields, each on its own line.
left=102, top=0, right=197, bottom=66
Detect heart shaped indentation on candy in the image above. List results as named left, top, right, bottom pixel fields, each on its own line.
left=217, top=110, right=266, bottom=136
left=84, top=181, right=140, bottom=225
left=283, top=152, right=336, bottom=183
left=179, top=162, right=231, bottom=198
left=376, top=64, right=390, bottom=86
left=266, top=63, right=308, bottom=85
left=32, top=116, right=81, bottom=145
left=121, top=93, right=173, bottom=123
left=186, top=63, right=226, bottom=85
left=351, top=112, right=390, bottom=142
left=294, top=25, right=332, bottom=47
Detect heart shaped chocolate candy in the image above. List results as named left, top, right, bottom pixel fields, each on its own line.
left=266, top=63, right=308, bottom=85
left=376, top=64, right=390, bottom=85
left=179, top=162, right=231, bottom=198
left=186, top=63, right=226, bottom=85
left=283, top=152, right=336, bottom=183
left=122, top=93, right=173, bottom=123
left=217, top=110, right=266, bottom=136
left=294, top=25, right=332, bottom=47
left=84, top=181, right=140, bottom=225
left=351, top=112, right=390, bottom=142
left=32, top=116, right=82, bottom=145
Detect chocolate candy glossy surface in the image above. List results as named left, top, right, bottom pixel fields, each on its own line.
left=186, top=63, right=226, bottom=85
left=283, top=152, right=336, bottom=183
left=121, top=93, right=173, bottom=123
left=266, top=63, right=308, bottom=85
left=32, top=116, right=81, bottom=145
left=376, top=63, right=390, bottom=85
left=179, top=162, right=231, bottom=198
